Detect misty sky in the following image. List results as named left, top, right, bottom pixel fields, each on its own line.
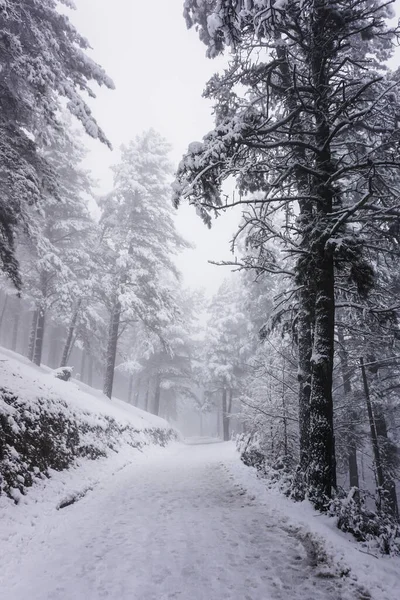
left=70, top=0, right=240, bottom=296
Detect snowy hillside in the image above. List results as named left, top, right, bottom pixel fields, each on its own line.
left=0, top=347, right=177, bottom=502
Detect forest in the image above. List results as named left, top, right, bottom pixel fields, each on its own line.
left=1, top=0, right=400, bottom=574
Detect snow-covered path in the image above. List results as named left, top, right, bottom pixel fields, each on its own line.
left=0, top=443, right=377, bottom=599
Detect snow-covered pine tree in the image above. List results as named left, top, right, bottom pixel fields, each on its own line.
left=175, top=0, right=400, bottom=508
left=98, top=130, right=189, bottom=399
left=117, top=289, right=200, bottom=416
left=0, top=0, right=113, bottom=286
left=17, top=126, right=97, bottom=366
left=202, top=278, right=251, bottom=440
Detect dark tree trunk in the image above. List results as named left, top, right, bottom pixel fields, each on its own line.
left=60, top=301, right=81, bottom=368
left=282, top=360, right=288, bottom=459
left=276, top=40, right=314, bottom=495
left=103, top=299, right=121, bottom=399
left=337, top=327, right=359, bottom=490
left=296, top=288, right=313, bottom=473
left=373, top=403, right=399, bottom=520
left=153, top=375, right=161, bottom=416
left=27, top=310, right=38, bottom=361
left=306, top=5, right=337, bottom=506
left=360, top=357, right=385, bottom=501
left=222, top=387, right=230, bottom=441
left=361, top=357, right=399, bottom=519
left=33, top=307, right=46, bottom=366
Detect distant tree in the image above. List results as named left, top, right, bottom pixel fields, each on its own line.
left=0, top=0, right=113, bottom=286
left=202, top=278, right=250, bottom=440
left=98, top=130, right=188, bottom=399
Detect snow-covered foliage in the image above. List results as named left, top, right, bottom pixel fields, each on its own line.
left=0, top=0, right=113, bottom=286
left=98, top=130, right=190, bottom=398
left=176, top=0, right=400, bottom=511
left=0, top=348, right=176, bottom=502
left=16, top=123, right=98, bottom=366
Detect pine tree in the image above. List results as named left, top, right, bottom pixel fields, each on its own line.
left=98, top=130, right=188, bottom=399
left=17, top=126, right=96, bottom=366
left=0, top=0, right=113, bottom=286
left=175, top=0, right=400, bottom=508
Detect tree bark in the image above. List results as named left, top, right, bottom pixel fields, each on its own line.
left=373, top=403, right=399, bottom=520
left=47, top=325, right=63, bottom=368
left=33, top=307, right=46, bottom=366
left=222, top=387, right=230, bottom=441
left=87, top=355, right=93, bottom=387
left=11, top=298, right=21, bottom=352
left=27, top=310, right=38, bottom=361
left=0, top=294, right=9, bottom=340
left=360, top=357, right=385, bottom=499
left=153, top=374, right=161, bottom=416
left=127, top=373, right=134, bottom=404
left=144, top=378, right=150, bottom=412
left=60, top=301, right=81, bottom=368
left=103, top=299, right=121, bottom=399
left=361, top=357, right=399, bottom=519
left=80, top=350, right=86, bottom=383
left=337, top=327, right=359, bottom=490
left=306, top=4, right=337, bottom=506
left=133, top=375, right=141, bottom=406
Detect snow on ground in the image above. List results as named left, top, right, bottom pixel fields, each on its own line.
left=227, top=453, right=400, bottom=600
left=0, top=346, right=170, bottom=431
left=2, top=440, right=399, bottom=600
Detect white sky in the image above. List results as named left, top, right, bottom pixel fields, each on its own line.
left=70, top=0, right=240, bottom=296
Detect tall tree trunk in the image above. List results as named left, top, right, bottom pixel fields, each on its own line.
left=222, top=386, right=230, bottom=441
left=0, top=294, right=9, bottom=341
left=33, top=307, right=46, bottom=366
left=80, top=350, right=86, bottom=383
left=103, top=300, right=121, bottom=399
left=282, top=359, right=288, bottom=459
left=373, top=403, right=399, bottom=520
left=153, top=374, right=161, bottom=416
left=11, top=298, right=21, bottom=352
left=144, top=378, right=150, bottom=412
left=276, top=40, right=314, bottom=496
left=306, top=5, right=337, bottom=506
left=337, top=327, right=359, bottom=490
left=133, top=375, right=141, bottom=406
left=227, top=388, right=233, bottom=415
left=217, top=402, right=221, bottom=439
left=360, top=357, right=385, bottom=501
left=361, top=357, right=398, bottom=518
left=127, top=373, right=134, bottom=404
left=87, top=355, right=93, bottom=387
left=47, top=325, right=63, bottom=368
left=60, top=300, right=81, bottom=368
left=27, top=310, right=38, bottom=361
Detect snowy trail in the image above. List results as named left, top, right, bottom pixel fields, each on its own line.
left=2, top=443, right=365, bottom=600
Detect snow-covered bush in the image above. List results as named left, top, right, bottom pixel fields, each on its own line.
left=0, top=372, right=176, bottom=503
left=237, top=432, right=400, bottom=555
left=330, top=489, right=400, bottom=556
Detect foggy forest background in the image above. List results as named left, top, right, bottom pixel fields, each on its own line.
left=1, top=0, right=400, bottom=553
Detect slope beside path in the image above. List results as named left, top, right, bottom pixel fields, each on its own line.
left=2, top=441, right=399, bottom=600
